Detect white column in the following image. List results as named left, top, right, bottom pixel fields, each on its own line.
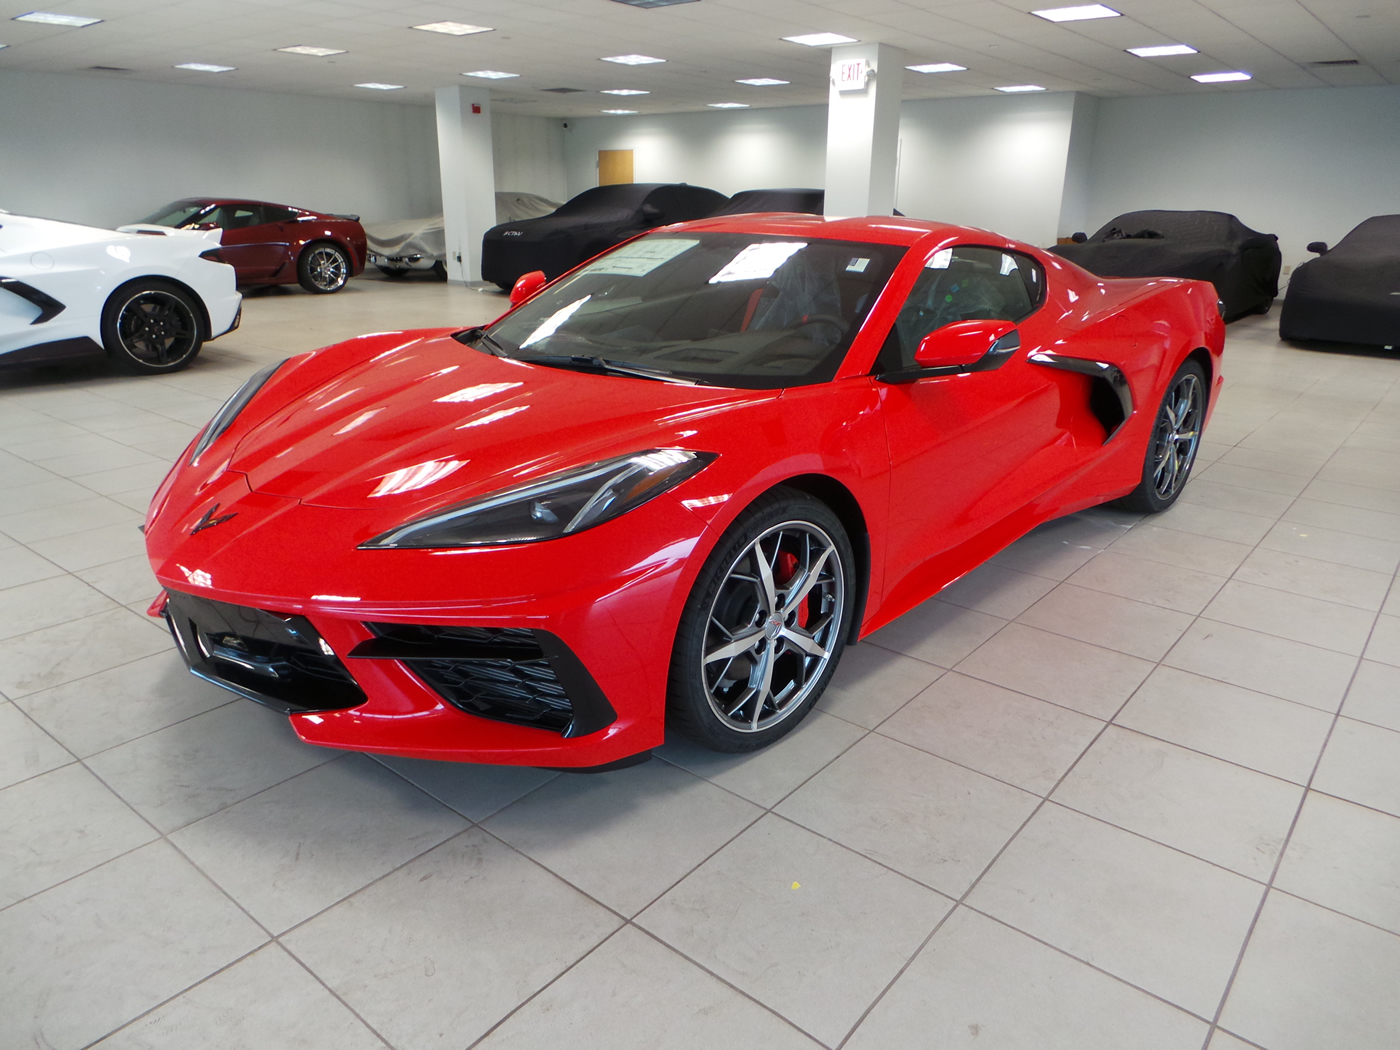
left=823, top=43, right=903, bottom=217
left=435, top=85, right=497, bottom=284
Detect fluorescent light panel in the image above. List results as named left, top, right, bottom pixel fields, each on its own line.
left=412, top=22, right=492, bottom=35
left=602, top=109, right=638, bottom=114
left=356, top=82, right=403, bottom=90
left=601, top=88, right=649, bottom=95
left=462, top=70, right=518, bottom=79
left=601, top=54, right=665, bottom=64
left=1192, top=70, right=1251, bottom=82
left=708, top=102, right=748, bottom=108
left=176, top=62, right=235, bottom=72
left=907, top=62, right=966, bottom=73
left=277, top=45, right=345, bottom=56
left=996, top=84, right=1046, bottom=92
left=1127, top=43, right=1197, bottom=57
left=1032, top=4, right=1119, bottom=21
left=736, top=77, right=789, bottom=86
left=783, top=32, right=857, bottom=47
left=13, top=11, right=101, bottom=26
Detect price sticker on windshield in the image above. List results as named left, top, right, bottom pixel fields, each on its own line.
left=587, top=238, right=699, bottom=277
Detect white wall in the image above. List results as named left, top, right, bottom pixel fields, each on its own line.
left=1085, top=84, right=1400, bottom=271
left=895, top=93, right=1080, bottom=247
left=492, top=114, right=568, bottom=203
left=563, top=106, right=828, bottom=200
left=0, top=69, right=441, bottom=228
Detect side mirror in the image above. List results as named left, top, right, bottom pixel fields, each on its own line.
left=1306, top=241, right=1329, bottom=255
left=1071, top=231, right=1088, bottom=243
left=509, top=270, right=547, bottom=306
left=915, top=319, right=1017, bottom=370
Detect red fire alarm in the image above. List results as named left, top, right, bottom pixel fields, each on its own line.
left=471, top=103, right=482, bottom=114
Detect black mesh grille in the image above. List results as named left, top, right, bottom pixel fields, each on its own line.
left=164, top=590, right=365, bottom=714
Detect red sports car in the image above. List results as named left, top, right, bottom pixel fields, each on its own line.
left=136, top=198, right=367, bottom=294
left=144, top=215, right=1224, bottom=769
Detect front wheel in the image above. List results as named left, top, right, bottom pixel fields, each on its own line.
left=667, top=489, right=855, bottom=753
left=101, top=279, right=204, bottom=374
left=1114, top=358, right=1207, bottom=513
left=298, top=243, right=351, bottom=293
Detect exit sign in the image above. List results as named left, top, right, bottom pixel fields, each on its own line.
left=836, top=58, right=869, bottom=92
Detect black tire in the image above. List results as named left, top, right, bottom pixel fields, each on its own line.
left=377, top=265, right=408, bottom=278
left=297, top=242, right=351, bottom=293
left=1114, top=358, right=1207, bottom=513
left=667, top=488, right=855, bottom=753
left=431, top=260, right=448, bottom=281
left=100, top=279, right=204, bottom=375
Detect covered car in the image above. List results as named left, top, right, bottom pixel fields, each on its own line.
left=1, top=211, right=240, bottom=374
left=366, top=193, right=562, bottom=278
left=1051, top=210, right=1281, bottom=321
left=1280, top=215, right=1400, bottom=349
left=480, top=182, right=728, bottom=290
left=145, top=214, right=1224, bottom=769
left=128, top=198, right=367, bottom=294
left=712, top=188, right=824, bottom=216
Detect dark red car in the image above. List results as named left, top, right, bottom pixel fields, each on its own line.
left=136, top=198, right=367, bottom=294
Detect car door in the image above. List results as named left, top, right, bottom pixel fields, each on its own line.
left=875, top=244, right=1084, bottom=611
left=208, top=204, right=284, bottom=280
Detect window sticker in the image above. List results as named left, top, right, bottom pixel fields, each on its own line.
left=927, top=248, right=953, bottom=269
left=709, top=241, right=807, bottom=284
left=845, top=256, right=871, bottom=273
left=587, top=238, right=699, bottom=277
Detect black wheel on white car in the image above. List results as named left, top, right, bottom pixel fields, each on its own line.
left=667, top=488, right=854, bottom=753
left=101, top=279, right=204, bottom=375
left=297, top=242, right=351, bottom=293
left=432, top=260, right=448, bottom=280
left=1114, top=358, right=1206, bottom=513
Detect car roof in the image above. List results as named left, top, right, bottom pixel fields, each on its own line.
left=665, top=212, right=983, bottom=248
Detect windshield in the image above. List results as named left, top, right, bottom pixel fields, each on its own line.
left=485, top=233, right=906, bottom=389
left=140, top=201, right=211, bottom=227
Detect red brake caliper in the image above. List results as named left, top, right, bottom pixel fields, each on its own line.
left=775, top=551, right=810, bottom=629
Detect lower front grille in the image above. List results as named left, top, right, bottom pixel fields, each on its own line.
left=164, top=590, right=365, bottom=714
left=350, top=623, right=616, bottom=737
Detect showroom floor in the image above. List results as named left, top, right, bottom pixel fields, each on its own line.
left=2, top=275, right=1399, bottom=1050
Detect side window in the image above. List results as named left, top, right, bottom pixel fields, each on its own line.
left=877, top=246, right=1045, bottom=372
left=223, top=205, right=264, bottom=230
left=263, top=206, right=299, bottom=224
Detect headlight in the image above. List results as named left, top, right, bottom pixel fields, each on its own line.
left=190, top=361, right=283, bottom=465
left=362, top=448, right=715, bottom=549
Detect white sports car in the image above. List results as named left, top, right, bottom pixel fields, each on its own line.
left=1, top=212, right=242, bottom=374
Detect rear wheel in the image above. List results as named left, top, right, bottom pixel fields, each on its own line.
left=1115, top=358, right=1206, bottom=513
left=376, top=265, right=408, bottom=278
left=101, top=279, right=204, bottom=374
left=667, top=489, right=854, bottom=752
left=432, top=260, right=448, bottom=280
left=298, top=243, right=350, bottom=293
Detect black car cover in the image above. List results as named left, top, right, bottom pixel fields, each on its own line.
left=481, top=183, right=728, bottom=289
left=1280, top=215, right=1400, bottom=348
left=1051, top=210, right=1281, bottom=322
left=711, top=188, right=824, bottom=216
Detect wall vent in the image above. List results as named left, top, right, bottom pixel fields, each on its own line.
left=542, top=87, right=585, bottom=93
left=611, top=0, right=699, bottom=7
left=1309, top=59, right=1360, bottom=66
left=87, top=65, right=133, bottom=72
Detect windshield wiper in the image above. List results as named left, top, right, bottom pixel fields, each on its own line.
left=454, top=326, right=510, bottom=357
left=524, top=354, right=704, bottom=385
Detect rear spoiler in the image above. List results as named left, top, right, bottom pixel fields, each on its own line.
left=331, top=213, right=360, bottom=222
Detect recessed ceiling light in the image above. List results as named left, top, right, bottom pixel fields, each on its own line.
left=412, top=22, right=492, bottom=36
left=277, top=45, right=346, bottom=57
left=736, top=77, right=790, bottom=86
left=1127, top=44, right=1198, bottom=58
left=1192, top=70, right=1251, bottom=83
left=462, top=70, right=519, bottom=79
left=602, top=109, right=638, bottom=114
left=356, top=82, right=404, bottom=90
left=602, top=88, right=649, bottom=95
left=783, top=32, right=858, bottom=47
left=601, top=54, right=666, bottom=65
left=907, top=62, right=967, bottom=74
left=0, top=43, right=8, bottom=49
left=1032, top=4, right=1119, bottom=21
left=708, top=102, right=749, bottom=108
left=175, top=62, right=236, bottom=73
left=13, top=11, right=102, bottom=26
left=996, top=84, right=1046, bottom=92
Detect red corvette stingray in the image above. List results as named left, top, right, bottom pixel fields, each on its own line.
left=145, top=215, right=1224, bottom=769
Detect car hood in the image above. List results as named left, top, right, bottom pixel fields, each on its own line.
left=0, top=213, right=219, bottom=255
left=229, top=331, right=772, bottom=513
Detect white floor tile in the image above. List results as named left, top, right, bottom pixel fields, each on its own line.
left=1276, top=791, right=1400, bottom=935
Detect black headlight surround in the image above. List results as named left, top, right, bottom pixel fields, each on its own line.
left=361, top=448, right=716, bottom=550
left=190, top=360, right=284, bottom=466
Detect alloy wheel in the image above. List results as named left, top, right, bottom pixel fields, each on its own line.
left=306, top=246, right=348, bottom=291
left=701, top=521, right=845, bottom=733
left=1151, top=371, right=1203, bottom=499
left=116, top=290, right=198, bottom=366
